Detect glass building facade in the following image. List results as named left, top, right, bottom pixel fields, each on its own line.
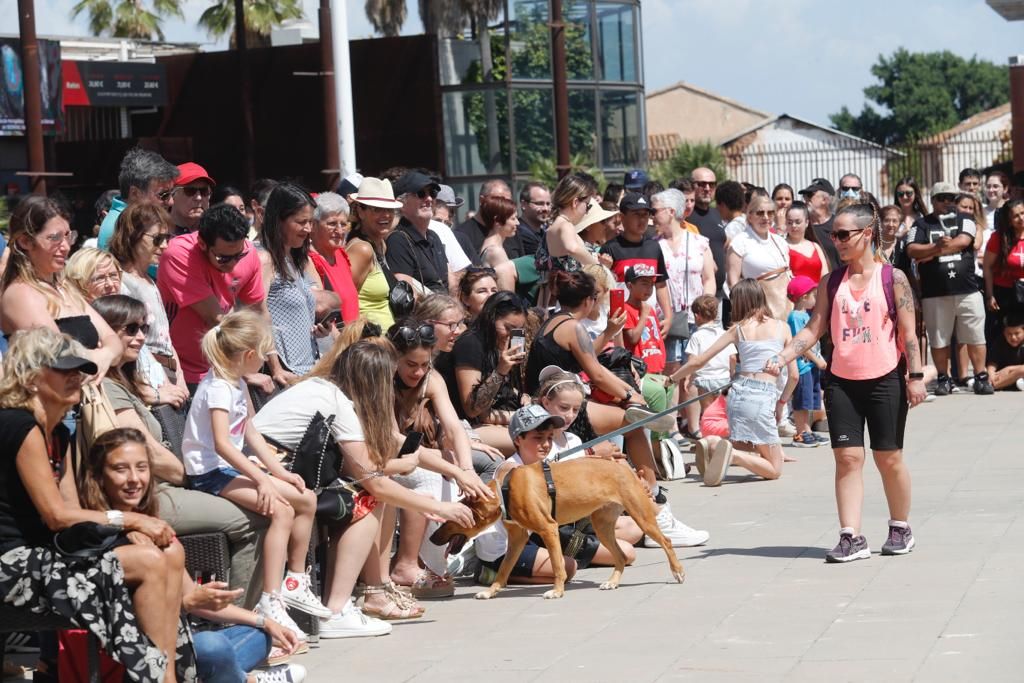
left=438, top=0, right=644, bottom=205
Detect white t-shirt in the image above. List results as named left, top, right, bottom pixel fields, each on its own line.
left=724, top=215, right=747, bottom=241
left=182, top=374, right=250, bottom=476
left=729, top=225, right=790, bottom=280
left=429, top=219, right=472, bottom=273
left=546, top=431, right=584, bottom=461
left=686, top=323, right=736, bottom=384
left=252, top=377, right=364, bottom=447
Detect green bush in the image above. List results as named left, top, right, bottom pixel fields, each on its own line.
left=651, top=140, right=729, bottom=186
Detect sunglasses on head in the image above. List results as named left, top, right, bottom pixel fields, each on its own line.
left=466, top=265, right=497, bottom=277
left=830, top=228, right=865, bottom=243
left=122, top=322, right=151, bottom=336
left=389, top=323, right=437, bottom=348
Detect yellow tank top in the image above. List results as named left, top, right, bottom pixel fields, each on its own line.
left=359, top=265, right=394, bottom=328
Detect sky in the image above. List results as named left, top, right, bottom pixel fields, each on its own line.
left=5, top=0, right=1022, bottom=126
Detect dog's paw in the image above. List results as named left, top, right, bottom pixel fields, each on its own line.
left=542, top=589, right=564, bottom=600
left=672, top=571, right=685, bottom=584
left=599, top=581, right=619, bottom=591
left=475, top=589, right=496, bottom=600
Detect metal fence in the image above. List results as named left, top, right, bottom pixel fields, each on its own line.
left=722, top=129, right=1012, bottom=199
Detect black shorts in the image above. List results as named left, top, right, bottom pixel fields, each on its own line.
left=824, top=367, right=907, bottom=451
left=480, top=541, right=541, bottom=578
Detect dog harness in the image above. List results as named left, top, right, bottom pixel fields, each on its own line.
left=501, top=460, right=557, bottom=521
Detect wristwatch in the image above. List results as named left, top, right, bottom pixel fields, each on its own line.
left=106, top=510, right=125, bottom=529
left=908, top=372, right=925, bottom=380
left=255, top=614, right=266, bottom=630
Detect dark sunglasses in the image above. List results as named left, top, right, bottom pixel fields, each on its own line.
left=147, top=232, right=170, bottom=248
left=840, top=186, right=862, bottom=192
left=751, top=210, right=774, bottom=217
left=693, top=181, right=716, bottom=188
left=830, top=228, right=865, bottom=243
left=122, top=322, right=151, bottom=336
left=211, top=249, right=249, bottom=265
left=895, top=190, right=915, bottom=199
left=179, top=185, right=212, bottom=199
left=416, top=187, right=440, bottom=200
left=388, top=323, right=437, bottom=348
left=155, top=189, right=175, bottom=202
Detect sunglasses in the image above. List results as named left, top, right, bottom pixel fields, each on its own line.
left=466, top=265, right=498, bottom=277
left=840, top=186, right=862, bottom=192
left=896, top=190, right=915, bottom=199
left=693, top=181, right=716, bottom=188
left=41, top=230, right=78, bottom=246
left=155, top=189, right=175, bottom=203
left=122, top=322, right=151, bottom=336
left=145, top=232, right=170, bottom=248
left=388, top=323, right=437, bottom=348
left=211, top=249, right=249, bottom=265
left=428, top=319, right=466, bottom=333
left=751, top=210, right=774, bottom=217
left=830, top=228, right=865, bottom=243
left=179, top=185, right=212, bottom=199
left=416, top=187, right=440, bottom=200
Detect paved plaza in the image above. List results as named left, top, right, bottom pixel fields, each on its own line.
left=300, top=391, right=1024, bottom=682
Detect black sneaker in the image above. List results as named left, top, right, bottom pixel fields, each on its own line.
left=880, top=523, right=916, bottom=555
left=825, top=532, right=871, bottom=563
left=974, top=372, right=995, bottom=395
left=933, top=375, right=953, bottom=396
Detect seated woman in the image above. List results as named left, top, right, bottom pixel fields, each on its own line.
left=91, top=294, right=269, bottom=607
left=0, top=328, right=183, bottom=682
left=387, top=318, right=493, bottom=598
left=457, top=267, right=499, bottom=321
left=477, top=196, right=520, bottom=291
left=78, top=428, right=304, bottom=683
left=252, top=338, right=474, bottom=628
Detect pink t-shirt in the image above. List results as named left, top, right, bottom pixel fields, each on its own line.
left=829, top=266, right=900, bottom=380
left=157, top=232, right=264, bottom=383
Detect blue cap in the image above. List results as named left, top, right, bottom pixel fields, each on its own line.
left=624, top=169, right=649, bottom=190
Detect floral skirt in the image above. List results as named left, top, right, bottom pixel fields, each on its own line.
left=0, top=544, right=196, bottom=682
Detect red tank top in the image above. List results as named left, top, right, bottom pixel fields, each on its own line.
left=788, top=243, right=823, bottom=283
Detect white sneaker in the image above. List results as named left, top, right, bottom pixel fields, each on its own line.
left=319, top=599, right=392, bottom=638
left=257, top=593, right=309, bottom=644
left=777, top=420, right=796, bottom=438
left=1016, top=377, right=1024, bottom=391
left=280, top=572, right=332, bottom=618
left=624, top=405, right=677, bottom=434
left=447, top=540, right=479, bottom=578
left=644, top=501, right=709, bottom=547
left=256, top=663, right=307, bottom=683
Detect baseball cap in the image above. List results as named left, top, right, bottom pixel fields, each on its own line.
left=623, top=169, right=649, bottom=190
left=625, top=264, right=659, bottom=283
left=393, top=171, right=441, bottom=198
left=436, top=184, right=465, bottom=208
left=618, top=191, right=654, bottom=213
left=787, top=275, right=817, bottom=301
left=335, top=172, right=364, bottom=198
left=930, top=181, right=958, bottom=199
left=799, top=178, right=834, bottom=197
left=176, top=162, right=216, bottom=187
left=47, top=338, right=98, bottom=375
left=508, top=404, right=566, bottom=441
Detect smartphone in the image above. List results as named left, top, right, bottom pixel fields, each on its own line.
left=398, top=431, right=423, bottom=457
left=194, top=571, right=216, bottom=585
left=610, top=288, right=626, bottom=316
left=508, top=328, right=526, bottom=353
left=318, top=309, right=343, bottom=327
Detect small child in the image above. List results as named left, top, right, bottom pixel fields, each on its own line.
left=621, top=265, right=667, bottom=376
left=182, top=310, right=328, bottom=652
left=684, top=295, right=737, bottom=425
left=986, top=313, right=1024, bottom=390
left=786, top=276, right=828, bottom=447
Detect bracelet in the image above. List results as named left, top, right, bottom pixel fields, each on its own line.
left=908, top=372, right=924, bottom=380
left=255, top=614, right=266, bottom=629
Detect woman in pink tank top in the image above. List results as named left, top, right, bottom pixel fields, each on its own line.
left=765, top=204, right=927, bottom=564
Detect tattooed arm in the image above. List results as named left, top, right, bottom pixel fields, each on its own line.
left=894, top=269, right=927, bottom=407
left=456, top=366, right=505, bottom=420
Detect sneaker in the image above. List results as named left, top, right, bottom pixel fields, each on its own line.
left=824, top=531, right=871, bottom=563
left=644, top=501, right=709, bottom=547
left=693, top=438, right=709, bottom=477
left=923, top=393, right=936, bottom=403
left=4, top=631, right=39, bottom=654
left=476, top=564, right=498, bottom=586
left=777, top=420, right=796, bottom=438
left=319, top=599, right=392, bottom=638
left=880, top=522, right=916, bottom=555
left=624, top=405, right=677, bottom=434
left=703, top=439, right=733, bottom=487
left=256, top=663, right=307, bottom=683
left=447, top=540, right=479, bottom=578
left=973, top=372, right=994, bottom=395
left=812, top=432, right=831, bottom=445
left=933, top=375, right=953, bottom=396
left=1017, top=377, right=1024, bottom=391
left=791, top=432, right=820, bottom=448
left=257, top=593, right=309, bottom=650
left=280, top=572, right=332, bottom=618
left=811, top=419, right=829, bottom=433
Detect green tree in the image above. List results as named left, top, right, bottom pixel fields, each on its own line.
left=651, top=140, right=728, bottom=187
left=829, top=49, right=1009, bottom=145
left=70, top=0, right=183, bottom=40
left=527, top=152, right=606, bottom=190
left=198, top=0, right=305, bottom=47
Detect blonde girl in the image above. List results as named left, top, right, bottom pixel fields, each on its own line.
left=182, top=309, right=327, bottom=652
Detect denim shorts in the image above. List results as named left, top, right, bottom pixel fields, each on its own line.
left=188, top=467, right=243, bottom=496
left=727, top=376, right=780, bottom=445
left=792, top=367, right=822, bottom=411
left=480, top=540, right=541, bottom=578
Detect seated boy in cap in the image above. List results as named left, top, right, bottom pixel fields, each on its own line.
left=986, top=314, right=1024, bottom=390
left=786, top=275, right=828, bottom=447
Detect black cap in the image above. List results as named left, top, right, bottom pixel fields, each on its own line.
left=799, top=178, right=835, bottom=197
left=47, top=339, right=98, bottom=375
left=618, top=191, right=654, bottom=213
left=625, top=264, right=660, bottom=283
left=393, top=171, right=441, bottom=198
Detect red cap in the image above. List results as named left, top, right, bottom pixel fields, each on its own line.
left=176, top=162, right=216, bottom=187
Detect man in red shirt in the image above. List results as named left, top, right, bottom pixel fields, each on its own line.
left=158, top=203, right=287, bottom=392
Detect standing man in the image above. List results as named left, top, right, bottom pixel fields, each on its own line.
left=905, top=181, right=994, bottom=395
left=716, top=181, right=747, bottom=241
left=958, top=168, right=983, bottom=199
left=689, top=168, right=728, bottom=321
left=799, top=177, right=840, bottom=270
left=837, top=174, right=863, bottom=201
left=507, top=181, right=551, bottom=258
left=169, top=162, right=215, bottom=236
left=388, top=171, right=452, bottom=295
left=97, top=148, right=179, bottom=250
left=454, top=178, right=513, bottom=257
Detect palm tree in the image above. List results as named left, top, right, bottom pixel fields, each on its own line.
left=70, top=0, right=183, bottom=40
left=198, top=0, right=305, bottom=48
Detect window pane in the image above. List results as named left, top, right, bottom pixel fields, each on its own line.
left=511, top=88, right=554, bottom=173
left=563, top=0, right=594, bottom=80
left=438, top=37, right=482, bottom=86
left=444, top=89, right=510, bottom=176
left=568, top=89, right=597, bottom=163
left=600, top=90, right=641, bottom=168
left=508, top=0, right=550, bottom=80
left=595, top=2, right=637, bottom=82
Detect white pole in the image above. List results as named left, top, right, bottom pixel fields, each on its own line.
left=330, top=0, right=356, bottom=176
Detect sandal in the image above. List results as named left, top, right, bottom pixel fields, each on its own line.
left=411, top=569, right=455, bottom=599
left=361, top=584, right=426, bottom=620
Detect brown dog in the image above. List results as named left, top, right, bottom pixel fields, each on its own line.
left=430, top=458, right=685, bottom=600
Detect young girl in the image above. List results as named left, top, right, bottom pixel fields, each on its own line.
left=182, top=309, right=328, bottom=651
left=669, top=279, right=799, bottom=485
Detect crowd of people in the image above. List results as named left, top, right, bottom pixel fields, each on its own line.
left=0, top=147, right=1022, bottom=681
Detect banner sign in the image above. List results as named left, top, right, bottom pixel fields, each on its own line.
left=0, top=38, right=62, bottom=136
left=63, top=61, right=168, bottom=107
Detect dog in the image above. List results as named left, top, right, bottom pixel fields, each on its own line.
left=430, top=458, right=684, bottom=600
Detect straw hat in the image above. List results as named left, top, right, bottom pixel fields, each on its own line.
left=350, top=177, right=403, bottom=209
left=575, top=202, right=619, bottom=233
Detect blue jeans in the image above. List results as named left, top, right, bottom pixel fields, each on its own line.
left=193, top=625, right=271, bottom=683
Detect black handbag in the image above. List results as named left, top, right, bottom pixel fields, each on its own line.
left=151, top=399, right=190, bottom=459
left=388, top=280, right=416, bottom=319
left=54, top=522, right=129, bottom=559
left=283, top=412, right=342, bottom=491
